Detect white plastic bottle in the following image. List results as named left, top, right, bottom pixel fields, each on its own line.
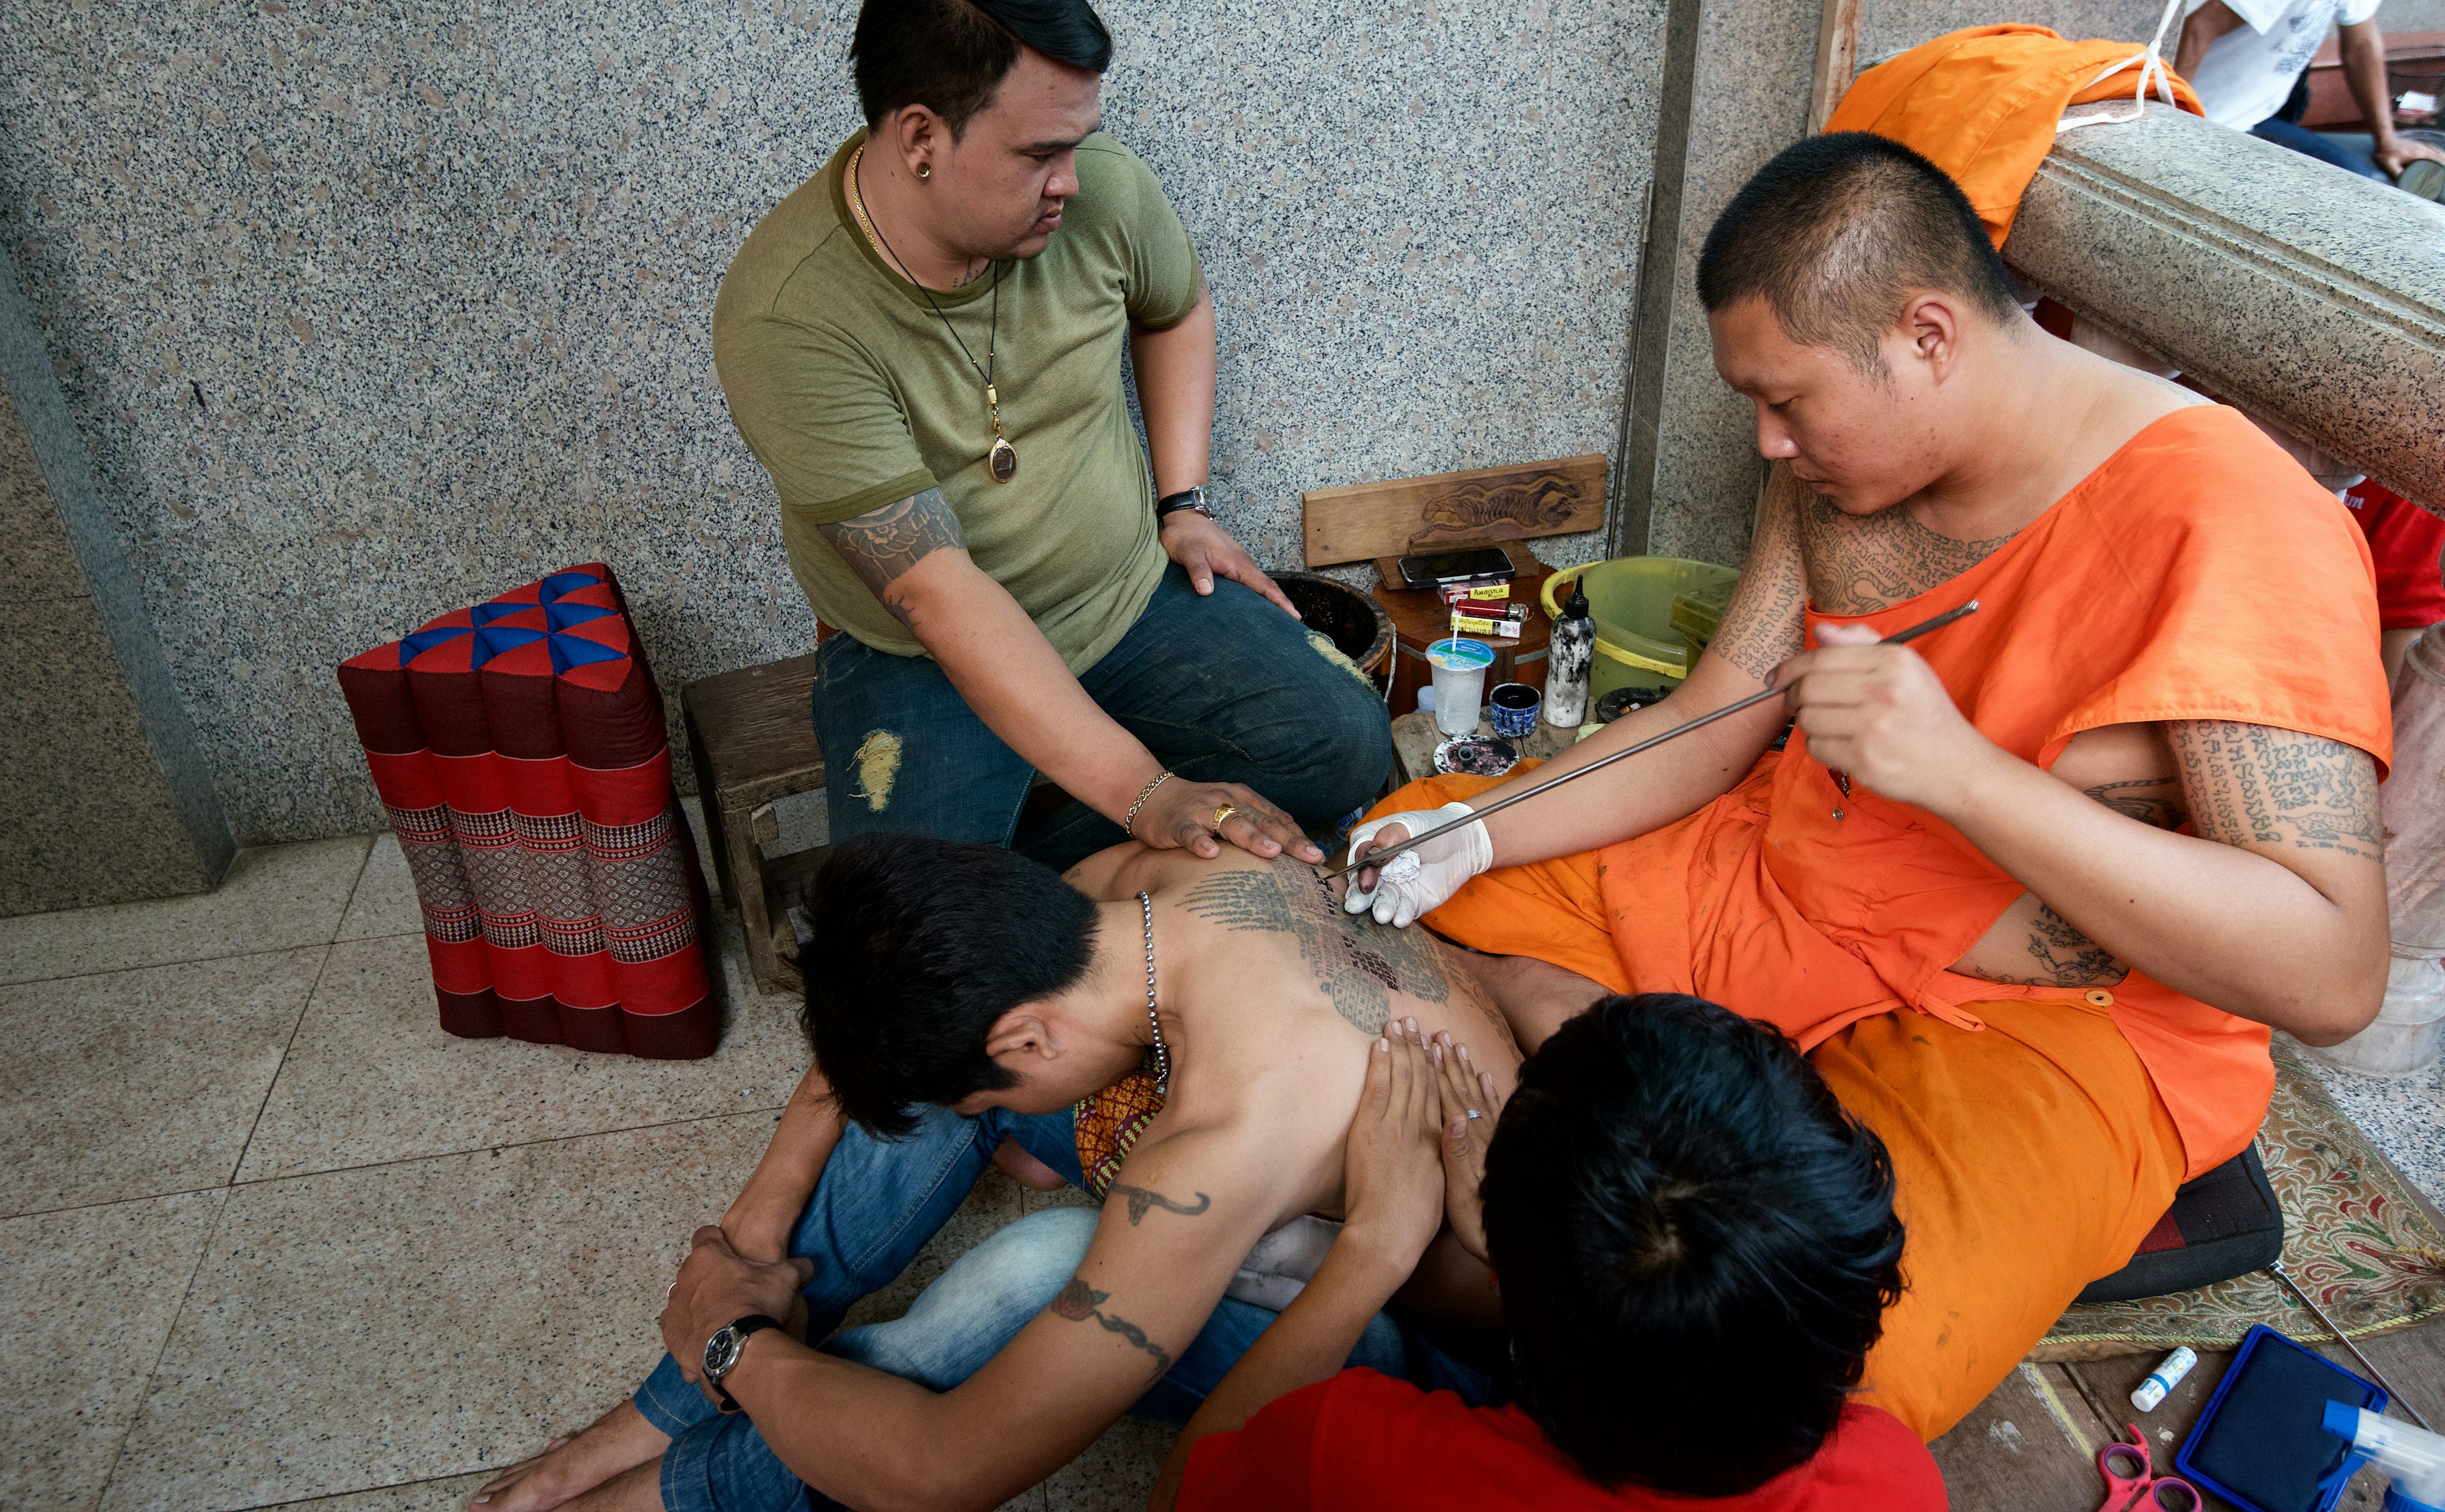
left=1545, top=583, right=1594, bottom=728
left=2130, top=1346, right=2197, bottom=1411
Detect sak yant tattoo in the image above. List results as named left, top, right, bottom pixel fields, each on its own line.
left=1800, top=492, right=2019, bottom=617
left=2169, top=720, right=2383, bottom=863
left=1050, top=1277, right=1173, bottom=1375
left=816, top=488, right=963, bottom=627
left=1711, top=471, right=1810, bottom=683
left=2084, top=775, right=2188, bottom=831
left=1180, top=865, right=1450, bottom=1033
left=1110, top=1183, right=1211, bottom=1226
left=1957, top=897, right=2129, bottom=987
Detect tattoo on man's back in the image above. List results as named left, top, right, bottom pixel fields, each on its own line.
left=1179, top=865, right=1450, bottom=1033
left=1050, top=1278, right=1173, bottom=1376
left=1110, top=1183, right=1210, bottom=1225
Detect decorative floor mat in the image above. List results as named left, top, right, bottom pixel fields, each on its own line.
left=2034, top=1043, right=2445, bottom=1362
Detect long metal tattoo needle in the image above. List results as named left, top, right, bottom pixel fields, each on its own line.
left=2272, top=1260, right=2432, bottom=1430
left=1322, top=599, right=1981, bottom=880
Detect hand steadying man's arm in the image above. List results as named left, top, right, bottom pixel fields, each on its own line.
left=817, top=488, right=1320, bottom=862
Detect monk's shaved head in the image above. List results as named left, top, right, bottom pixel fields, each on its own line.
left=1698, top=132, right=2022, bottom=373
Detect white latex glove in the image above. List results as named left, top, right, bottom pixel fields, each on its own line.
left=1341, top=802, right=1493, bottom=928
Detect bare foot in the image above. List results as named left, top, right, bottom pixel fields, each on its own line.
left=470, top=1401, right=669, bottom=1511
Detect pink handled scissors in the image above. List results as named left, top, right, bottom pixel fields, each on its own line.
left=2098, top=1424, right=2200, bottom=1511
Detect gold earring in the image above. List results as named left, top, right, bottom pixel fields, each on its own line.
left=916, top=163, right=931, bottom=180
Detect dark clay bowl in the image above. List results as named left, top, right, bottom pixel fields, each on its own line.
left=1273, top=570, right=1395, bottom=679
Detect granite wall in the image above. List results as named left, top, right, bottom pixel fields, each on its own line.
left=0, top=0, right=1664, bottom=843
left=0, top=243, right=233, bottom=912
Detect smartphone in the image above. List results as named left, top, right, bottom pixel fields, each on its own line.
left=1398, top=548, right=1515, bottom=588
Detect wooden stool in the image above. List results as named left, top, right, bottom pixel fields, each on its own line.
left=679, top=653, right=826, bottom=996
left=1372, top=543, right=1559, bottom=716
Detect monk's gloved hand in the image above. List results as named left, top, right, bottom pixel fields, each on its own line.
left=1342, top=803, right=1491, bottom=929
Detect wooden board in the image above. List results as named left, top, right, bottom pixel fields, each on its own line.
left=1300, top=454, right=1606, bottom=568
left=1808, top=0, right=1862, bottom=134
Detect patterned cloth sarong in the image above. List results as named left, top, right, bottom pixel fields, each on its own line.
left=1074, top=1056, right=1166, bottom=1200
left=336, top=562, right=718, bottom=1059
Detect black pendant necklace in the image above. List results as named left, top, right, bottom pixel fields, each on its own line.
left=850, top=145, right=1017, bottom=483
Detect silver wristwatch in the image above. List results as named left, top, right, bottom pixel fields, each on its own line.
left=704, top=1313, right=781, bottom=1413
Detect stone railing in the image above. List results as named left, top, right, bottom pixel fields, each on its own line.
left=2009, top=101, right=2445, bottom=511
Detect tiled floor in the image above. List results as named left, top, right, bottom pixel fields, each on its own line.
left=15, top=830, right=2445, bottom=1512
left=1, top=829, right=1166, bottom=1512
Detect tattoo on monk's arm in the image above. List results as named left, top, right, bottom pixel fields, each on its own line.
left=2168, top=720, right=2383, bottom=863
left=2084, top=776, right=2188, bottom=831
left=1049, top=1278, right=1174, bottom=1376
left=1109, top=1183, right=1211, bottom=1225
left=1710, top=471, right=1809, bottom=683
left=815, top=487, right=962, bottom=628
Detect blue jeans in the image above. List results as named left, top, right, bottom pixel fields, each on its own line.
left=2250, top=115, right=2388, bottom=180
left=813, top=564, right=1392, bottom=871
left=637, top=1108, right=1500, bottom=1512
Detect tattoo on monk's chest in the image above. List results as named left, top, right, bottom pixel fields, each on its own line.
left=1177, top=867, right=1449, bottom=1033
left=1802, top=497, right=2019, bottom=615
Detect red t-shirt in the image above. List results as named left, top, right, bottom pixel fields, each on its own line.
left=2342, top=480, right=2445, bottom=630
left=1177, top=1369, right=1946, bottom=1512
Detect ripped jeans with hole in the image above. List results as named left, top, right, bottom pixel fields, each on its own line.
left=811, top=564, right=1391, bottom=872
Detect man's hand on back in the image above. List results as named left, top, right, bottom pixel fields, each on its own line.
left=1160, top=510, right=1301, bottom=618
left=1335, top=1020, right=1450, bottom=1277
left=1430, top=1029, right=1506, bottom=1266
left=1134, top=774, right=1324, bottom=863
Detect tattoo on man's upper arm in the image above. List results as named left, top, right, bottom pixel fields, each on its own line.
left=1109, top=1183, right=1211, bottom=1225
left=1710, top=471, right=1809, bottom=683
left=815, top=487, right=962, bottom=626
left=2084, top=776, right=2188, bottom=831
left=1049, top=1277, right=1173, bottom=1376
left=2168, top=721, right=2382, bottom=863
left=1957, top=898, right=2129, bottom=987
left=1178, top=865, right=1450, bottom=1034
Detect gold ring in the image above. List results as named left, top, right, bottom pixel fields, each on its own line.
left=1212, top=802, right=1238, bottom=832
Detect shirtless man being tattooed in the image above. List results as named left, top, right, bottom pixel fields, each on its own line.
left=474, top=833, right=1519, bottom=1512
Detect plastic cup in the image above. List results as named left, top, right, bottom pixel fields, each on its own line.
left=1426, top=637, right=1495, bottom=737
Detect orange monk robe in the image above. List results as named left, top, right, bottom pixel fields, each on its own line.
left=1387, top=406, right=2390, bottom=1439
left=1826, top=25, right=2204, bottom=248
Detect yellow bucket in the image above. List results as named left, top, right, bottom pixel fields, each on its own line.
left=1543, top=556, right=1741, bottom=700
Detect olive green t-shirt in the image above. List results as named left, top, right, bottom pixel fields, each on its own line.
left=712, top=131, right=1201, bottom=672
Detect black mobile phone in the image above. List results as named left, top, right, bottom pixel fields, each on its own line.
left=1398, top=548, right=1516, bottom=588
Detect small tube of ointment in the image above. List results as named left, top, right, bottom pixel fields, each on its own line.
left=2129, top=1346, right=2197, bottom=1411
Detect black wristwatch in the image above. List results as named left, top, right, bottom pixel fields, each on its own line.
left=1155, top=484, right=1213, bottom=524
left=703, top=1313, right=783, bottom=1413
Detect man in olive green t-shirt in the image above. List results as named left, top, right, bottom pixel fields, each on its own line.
left=709, top=0, right=1389, bottom=872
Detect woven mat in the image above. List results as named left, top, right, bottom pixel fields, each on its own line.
left=2034, top=1042, right=2445, bottom=1362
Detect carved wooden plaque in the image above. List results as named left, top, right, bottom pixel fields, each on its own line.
left=1300, top=454, right=1607, bottom=567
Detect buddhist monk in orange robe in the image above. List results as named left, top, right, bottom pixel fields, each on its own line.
left=1344, top=133, right=2392, bottom=1442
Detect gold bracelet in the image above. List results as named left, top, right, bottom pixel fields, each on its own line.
left=1124, top=770, right=1174, bottom=839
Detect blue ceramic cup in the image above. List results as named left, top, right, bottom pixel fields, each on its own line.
left=1489, top=681, right=1541, bottom=738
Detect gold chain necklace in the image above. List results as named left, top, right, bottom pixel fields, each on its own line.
left=847, top=144, right=1017, bottom=483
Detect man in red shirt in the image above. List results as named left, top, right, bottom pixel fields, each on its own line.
left=1154, top=997, right=1947, bottom=1511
